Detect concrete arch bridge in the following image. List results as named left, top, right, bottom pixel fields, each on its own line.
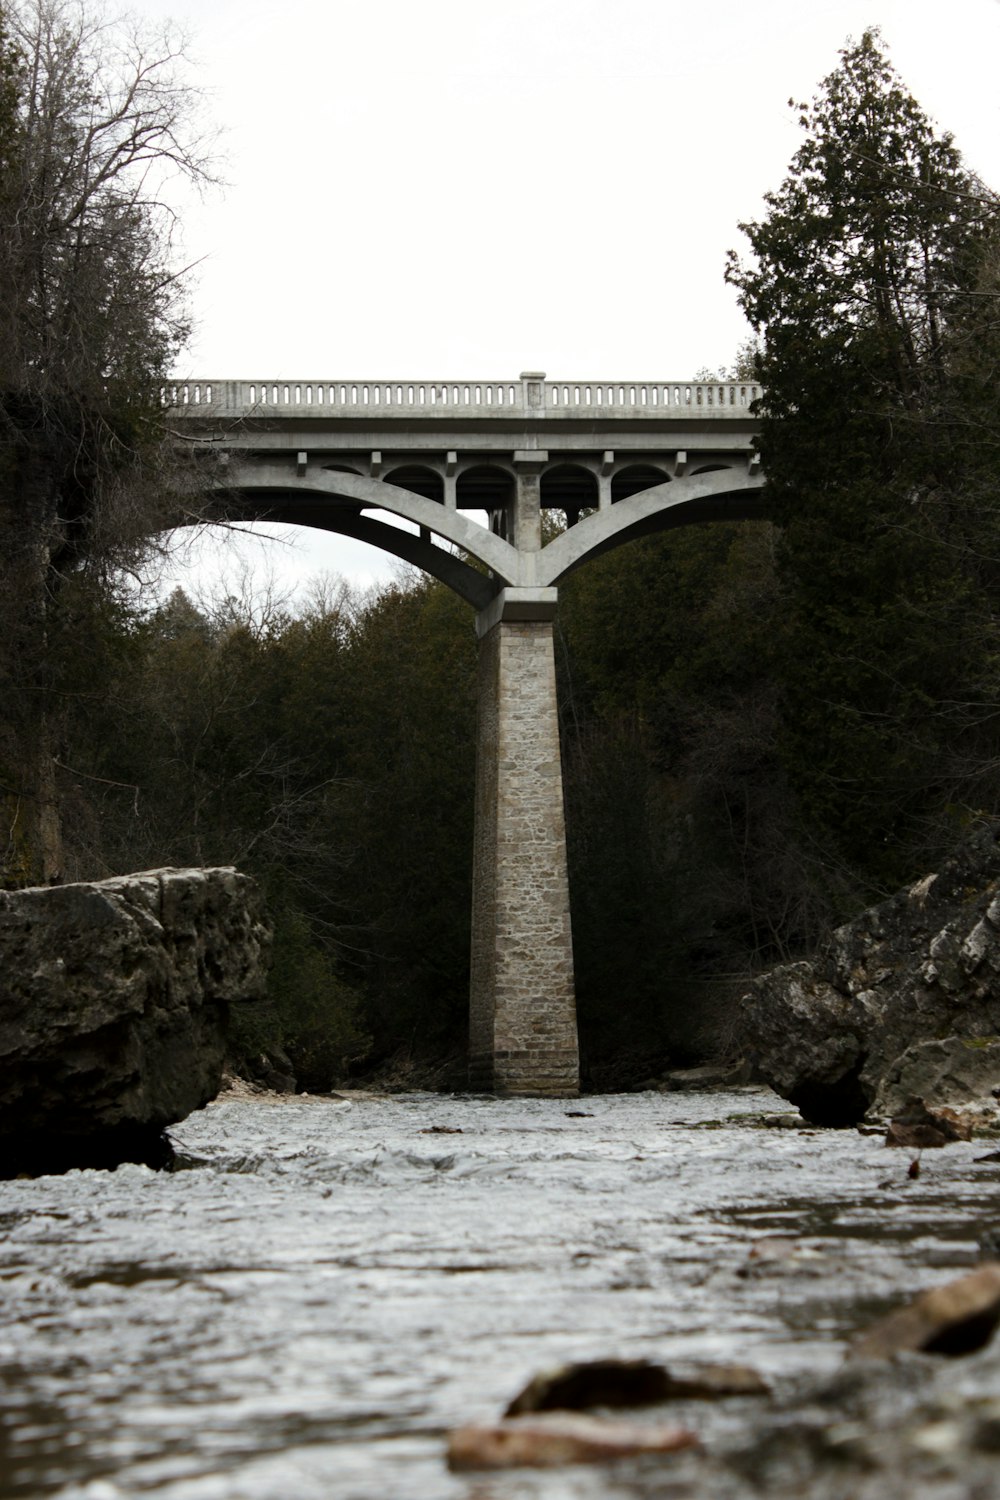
left=169, top=371, right=766, bottom=1096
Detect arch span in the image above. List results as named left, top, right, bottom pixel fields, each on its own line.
left=207, top=461, right=519, bottom=607
left=537, top=469, right=768, bottom=587
left=203, top=461, right=766, bottom=604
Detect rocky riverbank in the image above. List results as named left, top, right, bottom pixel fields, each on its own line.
left=740, top=822, right=1000, bottom=1127
left=0, top=867, right=270, bottom=1175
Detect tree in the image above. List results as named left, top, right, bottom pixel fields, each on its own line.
left=0, top=0, right=214, bottom=884
left=725, top=28, right=1000, bottom=890
left=326, top=577, right=478, bottom=1057
left=556, top=520, right=822, bottom=1072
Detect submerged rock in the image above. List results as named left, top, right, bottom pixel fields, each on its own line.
left=0, top=867, right=270, bottom=1175
left=885, top=1099, right=974, bottom=1150
left=849, top=1264, right=1000, bottom=1361
left=740, top=823, right=1000, bottom=1125
left=505, top=1358, right=770, bottom=1416
left=506, top=1359, right=675, bottom=1414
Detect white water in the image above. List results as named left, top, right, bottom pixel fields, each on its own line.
left=1, top=1087, right=998, bottom=1499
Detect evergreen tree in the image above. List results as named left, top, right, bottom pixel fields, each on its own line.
left=726, top=28, right=1000, bottom=889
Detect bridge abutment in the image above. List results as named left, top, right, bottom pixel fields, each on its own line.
left=469, top=588, right=579, bottom=1097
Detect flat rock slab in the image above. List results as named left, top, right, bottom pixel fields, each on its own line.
left=0, top=867, right=269, bottom=1174
left=447, top=1413, right=700, bottom=1470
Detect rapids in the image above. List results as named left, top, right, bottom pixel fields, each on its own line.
left=1, top=1086, right=997, bottom=1498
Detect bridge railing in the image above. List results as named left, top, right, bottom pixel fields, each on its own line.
left=162, top=377, right=762, bottom=417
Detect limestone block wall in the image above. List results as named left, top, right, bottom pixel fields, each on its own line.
left=469, top=614, right=579, bottom=1096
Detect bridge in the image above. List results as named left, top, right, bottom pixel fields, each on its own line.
left=168, top=372, right=766, bottom=1097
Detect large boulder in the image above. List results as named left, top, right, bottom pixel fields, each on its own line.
left=0, top=867, right=270, bottom=1174
left=740, top=824, right=1000, bottom=1125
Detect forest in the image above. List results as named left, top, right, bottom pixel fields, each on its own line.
left=3, top=6, right=1000, bottom=1088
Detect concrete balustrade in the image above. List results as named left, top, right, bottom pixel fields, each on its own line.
left=162, top=375, right=762, bottom=418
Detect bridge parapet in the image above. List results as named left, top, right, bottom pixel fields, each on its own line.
left=163, top=373, right=762, bottom=420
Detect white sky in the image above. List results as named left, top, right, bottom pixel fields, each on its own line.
left=135, top=0, right=1000, bottom=603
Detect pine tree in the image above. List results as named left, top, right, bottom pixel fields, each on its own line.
left=726, top=28, right=1000, bottom=889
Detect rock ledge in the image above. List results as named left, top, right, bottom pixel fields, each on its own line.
left=0, top=867, right=270, bottom=1174
left=739, top=824, right=1000, bottom=1125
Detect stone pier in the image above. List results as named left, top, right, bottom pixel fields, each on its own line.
left=468, top=588, right=579, bottom=1096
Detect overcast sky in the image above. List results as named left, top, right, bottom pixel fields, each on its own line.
left=137, top=0, right=1000, bottom=600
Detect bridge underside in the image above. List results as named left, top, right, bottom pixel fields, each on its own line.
left=173, top=387, right=765, bottom=1096
left=204, top=465, right=767, bottom=602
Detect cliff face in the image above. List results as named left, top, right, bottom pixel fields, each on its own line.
left=740, top=825, right=1000, bottom=1125
left=0, top=867, right=270, bottom=1173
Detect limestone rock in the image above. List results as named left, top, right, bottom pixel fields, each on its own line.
left=875, top=1037, right=1000, bottom=1118
left=885, top=1099, right=974, bottom=1150
left=0, top=867, right=270, bottom=1175
left=739, top=823, right=1000, bottom=1124
left=657, top=1058, right=754, bottom=1092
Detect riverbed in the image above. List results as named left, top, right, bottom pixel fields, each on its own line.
left=1, top=1086, right=998, bottom=1499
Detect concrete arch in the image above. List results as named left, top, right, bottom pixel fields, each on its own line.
left=456, top=464, right=518, bottom=543
left=202, top=459, right=765, bottom=605
left=536, top=469, right=767, bottom=587
left=610, top=463, right=671, bottom=503
left=456, top=464, right=516, bottom=510
left=384, top=465, right=444, bottom=503
left=540, top=463, right=599, bottom=525
left=210, top=460, right=519, bottom=598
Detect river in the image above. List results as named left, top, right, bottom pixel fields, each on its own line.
left=1, top=1085, right=998, bottom=1499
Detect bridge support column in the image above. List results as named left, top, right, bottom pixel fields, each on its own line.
left=468, top=587, right=579, bottom=1097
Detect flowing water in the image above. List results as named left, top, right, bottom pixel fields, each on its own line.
left=1, top=1086, right=999, bottom=1500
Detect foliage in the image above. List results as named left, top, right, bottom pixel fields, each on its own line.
left=63, top=571, right=477, bottom=1079
left=256, top=905, right=370, bottom=1091
left=726, top=28, right=1000, bottom=889
left=326, top=578, right=478, bottom=1054
left=555, top=521, right=823, bottom=1068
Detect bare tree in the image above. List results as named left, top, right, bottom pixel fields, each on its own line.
left=0, top=0, right=216, bottom=883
